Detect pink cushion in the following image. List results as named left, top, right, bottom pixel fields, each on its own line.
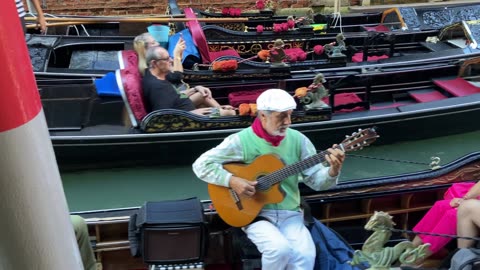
left=433, top=77, right=480, bottom=97
left=352, top=52, right=389, bottom=63
left=119, top=67, right=147, bottom=121
left=409, top=91, right=447, bottom=103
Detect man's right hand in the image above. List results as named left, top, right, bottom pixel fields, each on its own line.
left=229, top=176, right=257, bottom=197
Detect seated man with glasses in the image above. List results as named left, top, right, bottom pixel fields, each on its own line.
left=142, top=39, right=235, bottom=116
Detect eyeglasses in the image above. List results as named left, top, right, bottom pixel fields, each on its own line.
left=155, top=56, right=173, bottom=62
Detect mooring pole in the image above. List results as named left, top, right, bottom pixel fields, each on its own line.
left=0, top=2, right=83, bottom=270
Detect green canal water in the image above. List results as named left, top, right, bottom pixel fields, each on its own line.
left=63, top=130, right=480, bottom=212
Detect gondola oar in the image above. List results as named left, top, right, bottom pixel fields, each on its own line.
left=26, top=21, right=94, bottom=29
left=25, top=16, right=249, bottom=23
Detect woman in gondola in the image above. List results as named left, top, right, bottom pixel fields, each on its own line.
left=407, top=181, right=480, bottom=265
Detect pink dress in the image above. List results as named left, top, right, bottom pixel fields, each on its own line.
left=413, top=199, right=457, bottom=253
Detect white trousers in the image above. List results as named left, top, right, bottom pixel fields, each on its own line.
left=243, top=209, right=316, bottom=270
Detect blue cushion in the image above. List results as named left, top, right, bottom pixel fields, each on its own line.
left=94, top=72, right=121, bottom=97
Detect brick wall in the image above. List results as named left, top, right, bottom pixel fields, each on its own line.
left=32, top=0, right=312, bottom=16
left=370, top=0, right=428, bottom=4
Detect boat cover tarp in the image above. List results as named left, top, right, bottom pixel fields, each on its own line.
left=69, top=50, right=120, bottom=70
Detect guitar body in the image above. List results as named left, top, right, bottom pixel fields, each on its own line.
left=208, top=154, right=286, bottom=227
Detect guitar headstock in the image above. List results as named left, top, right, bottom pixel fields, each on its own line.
left=340, top=128, right=379, bottom=152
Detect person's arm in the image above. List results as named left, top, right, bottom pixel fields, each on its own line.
left=301, top=134, right=343, bottom=191
left=172, top=36, right=186, bottom=73
left=31, top=0, right=46, bottom=33
left=192, top=134, right=244, bottom=187
left=463, top=181, right=480, bottom=200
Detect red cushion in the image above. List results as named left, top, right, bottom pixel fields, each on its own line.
left=210, top=49, right=240, bottom=61
left=363, top=25, right=390, bottom=32
left=284, top=48, right=308, bottom=62
left=228, top=89, right=267, bottom=107
left=322, top=93, right=365, bottom=112
left=120, top=50, right=138, bottom=70
left=433, top=77, right=480, bottom=97
left=119, top=67, right=147, bottom=121
left=322, top=93, right=361, bottom=105
left=409, top=91, right=447, bottom=103
left=352, top=52, right=389, bottom=63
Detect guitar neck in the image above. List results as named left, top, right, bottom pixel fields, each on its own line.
left=257, top=144, right=343, bottom=190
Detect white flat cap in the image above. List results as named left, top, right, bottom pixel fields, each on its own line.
left=256, top=89, right=297, bottom=112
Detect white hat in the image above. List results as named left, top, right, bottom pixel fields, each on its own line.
left=256, top=89, right=297, bottom=112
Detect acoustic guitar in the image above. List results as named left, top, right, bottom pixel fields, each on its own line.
left=208, top=128, right=379, bottom=227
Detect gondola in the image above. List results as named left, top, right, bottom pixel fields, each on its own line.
left=30, top=4, right=480, bottom=83
left=73, top=150, right=480, bottom=270
left=26, top=3, right=480, bottom=170
left=40, top=54, right=480, bottom=170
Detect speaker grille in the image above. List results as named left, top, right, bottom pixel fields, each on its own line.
left=143, top=226, right=202, bottom=264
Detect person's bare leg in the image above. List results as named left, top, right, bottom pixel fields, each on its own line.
left=457, top=200, right=480, bottom=248
left=188, top=92, right=221, bottom=108
left=203, top=96, right=221, bottom=108
left=188, top=92, right=235, bottom=116
left=219, top=108, right=236, bottom=116
left=188, top=92, right=207, bottom=107
left=412, top=236, right=423, bottom=247
left=400, top=236, right=432, bottom=267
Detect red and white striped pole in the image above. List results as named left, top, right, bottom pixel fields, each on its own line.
left=0, top=2, right=83, bottom=270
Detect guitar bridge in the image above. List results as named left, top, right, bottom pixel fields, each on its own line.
left=229, top=188, right=243, bottom=210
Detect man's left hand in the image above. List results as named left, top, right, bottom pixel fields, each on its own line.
left=325, top=145, right=345, bottom=177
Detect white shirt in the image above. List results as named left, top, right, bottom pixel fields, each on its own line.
left=16, top=0, right=26, bottom=18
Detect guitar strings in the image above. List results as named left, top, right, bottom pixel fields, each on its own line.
left=258, top=150, right=329, bottom=190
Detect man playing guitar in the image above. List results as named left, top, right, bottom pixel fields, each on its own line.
left=192, top=88, right=345, bottom=269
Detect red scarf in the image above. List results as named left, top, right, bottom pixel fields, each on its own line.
left=252, top=118, right=285, bottom=147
